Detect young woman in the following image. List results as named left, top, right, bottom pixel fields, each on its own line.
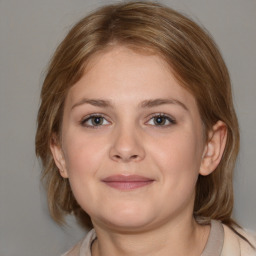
left=35, top=2, right=256, bottom=255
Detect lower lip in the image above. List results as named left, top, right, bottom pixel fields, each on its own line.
left=103, top=181, right=154, bottom=191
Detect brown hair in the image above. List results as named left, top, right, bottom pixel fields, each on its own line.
left=36, top=1, right=239, bottom=229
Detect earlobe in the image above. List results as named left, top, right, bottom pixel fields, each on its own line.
left=50, top=135, right=69, bottom=178
left=199, top=121, right=227, bottom=176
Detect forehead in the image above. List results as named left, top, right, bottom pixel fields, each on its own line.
left=65, top=45, right=197, bottom=111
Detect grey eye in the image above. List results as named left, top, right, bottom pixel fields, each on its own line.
left=91, top=116, right=104, bottom=126
left=82, top=115, right=110, bottom=127
left=153, top=116, right=168, bottom=125
left=147, top=114, right=176, bottom=127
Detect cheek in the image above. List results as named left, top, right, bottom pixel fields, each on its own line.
left=152, top=130, right=202, bottom=168
left=61, top=134, right=109, bottom=211
left=150, top=130, right=202, bottom=190
left=62, top=132, right=109, bottom=190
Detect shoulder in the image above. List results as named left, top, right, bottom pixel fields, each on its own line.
left=222, top=223, right=256, bottom=256
left=61, top=229, right=96, bottom=256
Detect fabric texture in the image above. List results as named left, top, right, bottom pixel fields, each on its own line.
left=201, top=220, right=224, bottom=256
left=61, top=220, right=256, bottom=256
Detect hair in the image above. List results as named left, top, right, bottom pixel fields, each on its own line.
left=36, top=1, right=239, bottom=230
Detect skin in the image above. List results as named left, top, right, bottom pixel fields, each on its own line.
left=51, top=46, right=227, bottom=256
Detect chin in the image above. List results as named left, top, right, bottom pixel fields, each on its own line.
left=94, top=206, right=156, bottom=232
left=105, top=217, right=154, bottom=232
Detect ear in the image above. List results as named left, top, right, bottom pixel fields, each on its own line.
left=199, top=121, right=227, bottom=176
left=50, top=134, right=69, bottom=178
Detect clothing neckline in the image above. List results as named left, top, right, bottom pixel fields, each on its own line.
left=201, top=220, right=224, bottom=256
left=79, top=219, right=224, bottom=256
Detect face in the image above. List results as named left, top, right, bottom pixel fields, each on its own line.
left=52, top=46, right=208, bottom=232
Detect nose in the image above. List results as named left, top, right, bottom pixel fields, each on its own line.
left=109, top=126, right=145, bottom=163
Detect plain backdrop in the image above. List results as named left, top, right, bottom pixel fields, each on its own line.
left=1, top=0, right=255, bottom=255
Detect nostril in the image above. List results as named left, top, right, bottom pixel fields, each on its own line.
left=112, top=154, right=139, bottom=161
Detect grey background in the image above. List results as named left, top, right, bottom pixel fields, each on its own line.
left=1, top=0, right=255, bottom=255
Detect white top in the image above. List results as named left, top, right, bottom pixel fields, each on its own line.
left=62, top=220, right=256, bottom=256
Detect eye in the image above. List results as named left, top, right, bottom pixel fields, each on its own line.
left=81, top=114, right=110, bottom=127
left=147, top=114, right=176, bottom=127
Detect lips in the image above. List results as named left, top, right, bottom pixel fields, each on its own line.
left=102, top=175, right=154, bottom=191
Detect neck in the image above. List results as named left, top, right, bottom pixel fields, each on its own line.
left=91, top=216, right=210, bottom=256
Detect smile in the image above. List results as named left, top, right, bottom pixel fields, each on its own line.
left=102, top=175, right=155, bottom=191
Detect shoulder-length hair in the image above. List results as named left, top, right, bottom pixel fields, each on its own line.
left=36, top=1, right=239, bottom=229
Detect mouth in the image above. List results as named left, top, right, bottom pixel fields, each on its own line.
left=102, top=175, right=155, bottom=191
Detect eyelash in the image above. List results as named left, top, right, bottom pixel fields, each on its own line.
left=147, top=113, right=176, bottom=127
left=80, top=113, right=176, bottom=128
left=80, top=114, right=110, bottom=128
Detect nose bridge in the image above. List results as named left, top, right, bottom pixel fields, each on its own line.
left=109, top=121, right=145, bottom=162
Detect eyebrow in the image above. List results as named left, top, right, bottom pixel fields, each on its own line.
left=140, top=98, right=188, bottom=111
left=71, top=98, right=113, bottom=109
left=71, top=98, right=188, bottom=111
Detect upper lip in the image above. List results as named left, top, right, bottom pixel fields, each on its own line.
left=102, top=175, right=154, bottom=182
